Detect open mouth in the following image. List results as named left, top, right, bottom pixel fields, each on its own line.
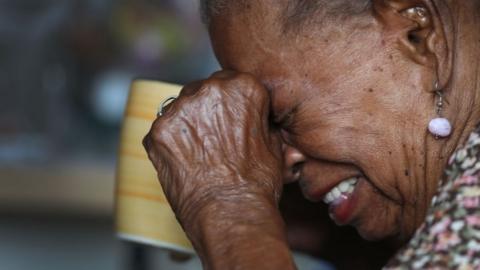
left=299, top=169, right=369, bottom=226
left=322, top=177, right=358, bottom=204
left=321, top=176, right=363, bottom=225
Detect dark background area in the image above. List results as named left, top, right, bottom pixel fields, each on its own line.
left=0, top=1, right=217, bottom=269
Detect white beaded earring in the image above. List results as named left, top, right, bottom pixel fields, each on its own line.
left=428, top=82, right=452, bottom=138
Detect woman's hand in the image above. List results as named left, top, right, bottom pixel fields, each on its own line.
left=143, top=71, right=283, bottom=225
left=143, top=71, right=295, bottom=269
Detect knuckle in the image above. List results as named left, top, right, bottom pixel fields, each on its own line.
left=151, top=118, right=163, bottom=134
left=196, top=72, right=270, bottom=106
left=210, top=70, right=236, bottom=80
left=234, top=72, right=257, bottom=85
left=203, top=77, right=223, bottom=89
left=160, top=95, right=187, bottom=118
left=234, top=73, right=267, bottom=98
left=151, top=118, right=169, bottom=141
left=142, top=133, right=158, bottom=162
left=179, top=80, right=203, bottom=97
left=199, top=78, right=223, bottom=97
left=142, top=133, right=151, bottom=150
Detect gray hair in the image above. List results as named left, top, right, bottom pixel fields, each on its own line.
left=199, top=0, right=227, bottom=24
left=200, top=0, right=371, bottom=26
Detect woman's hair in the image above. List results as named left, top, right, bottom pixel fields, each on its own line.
left=200, top=0, right=371, bottom=26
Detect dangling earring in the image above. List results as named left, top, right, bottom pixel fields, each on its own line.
left=428, top=82, right=452, bottom=139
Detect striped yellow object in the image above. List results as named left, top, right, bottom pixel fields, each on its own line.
left=115, top=80, right=193, bottom=253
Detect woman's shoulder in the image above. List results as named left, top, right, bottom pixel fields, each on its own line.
left=385, top=125, right=480, bottom=269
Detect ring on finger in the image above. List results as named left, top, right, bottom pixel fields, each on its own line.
left=157, top=96, right=177, bottom=117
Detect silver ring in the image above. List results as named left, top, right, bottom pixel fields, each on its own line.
left=157, top=96, right=177, bottom=117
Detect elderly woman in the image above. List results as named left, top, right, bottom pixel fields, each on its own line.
left=143, top=0, right=480, bottom=269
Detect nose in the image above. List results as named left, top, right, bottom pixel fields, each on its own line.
left=283, top=144, right=306, bottom=183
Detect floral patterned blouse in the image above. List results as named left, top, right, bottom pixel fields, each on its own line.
left=385, top=127, right=480, bottom=269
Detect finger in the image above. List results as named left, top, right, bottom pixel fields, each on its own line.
left=179, top=80, right=204, bottom=97
left=160, top=80, right=204, bottom=117
left=210, top=70, right=237, bottom=80
left=142, top=131, right=153, bottom=152
left=142, top=132, right=158, bottom=164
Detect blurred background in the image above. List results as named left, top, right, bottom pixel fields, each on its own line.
left=0, top=0, right=217, bottom=269
left=0, top=1, right=394, bottom=269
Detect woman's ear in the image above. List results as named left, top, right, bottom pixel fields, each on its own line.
left=372, top=0, right=454, bottom=90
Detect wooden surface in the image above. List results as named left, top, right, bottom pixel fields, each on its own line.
left=0, top=161, right=115, bottom=217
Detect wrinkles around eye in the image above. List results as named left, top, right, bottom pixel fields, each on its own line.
left=280, top=129, right=293, bottom=146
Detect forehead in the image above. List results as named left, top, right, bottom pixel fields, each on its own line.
left=208, top=2, right=382, bottom=122
left=208, top=2, right=351, bottom=73
left=207, top=1, right=343, bottom=71
left=208, top=2, right=284, bottom=69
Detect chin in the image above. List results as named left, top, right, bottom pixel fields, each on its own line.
left=356, top=226, right=394, bottom=242
left=352, top=215, right=408, bottom=244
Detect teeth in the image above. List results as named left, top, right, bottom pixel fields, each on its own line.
left=332, top=188, right=341, bottom=198
left=323, top=177, right=358, bottom=204
left=326, top=192, right=334, bottom=203
left=338, top=181, right=350, bottom=192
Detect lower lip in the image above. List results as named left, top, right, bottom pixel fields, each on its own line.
left=328, top=178, right=362, bottom=225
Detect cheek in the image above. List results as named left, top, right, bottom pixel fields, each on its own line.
left=290, top=112, right=379, bottom=161
left=291, top=89, right=383, bottom=141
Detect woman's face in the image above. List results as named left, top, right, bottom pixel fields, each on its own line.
left=209, top=3, right=438, bottom=241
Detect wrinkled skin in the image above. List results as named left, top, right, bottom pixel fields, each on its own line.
left=143, top=0, right=480, bottom=269
left=143, top=71, right=295, bottom=269
left=144, top=71, right=283, bottom=223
